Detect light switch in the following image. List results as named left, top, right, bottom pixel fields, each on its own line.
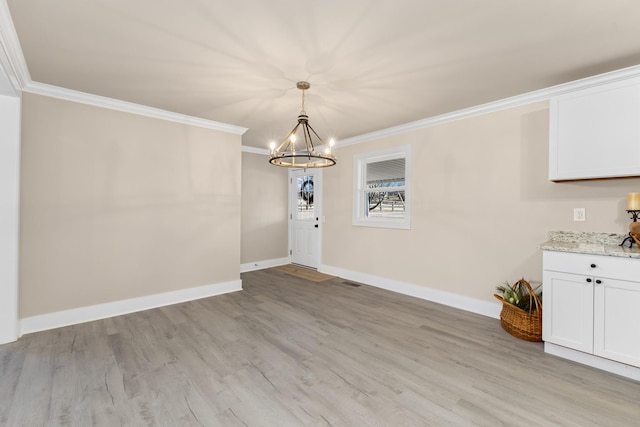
left=573, top=207, right=586, bottom=222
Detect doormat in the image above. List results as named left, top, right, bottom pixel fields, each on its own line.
left=272, top=264, right=336, bottom=283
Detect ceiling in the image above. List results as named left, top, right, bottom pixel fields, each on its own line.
left=6, top=0, right=640, bottom=148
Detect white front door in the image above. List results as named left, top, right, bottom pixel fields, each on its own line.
left=290, top=169, right=321, bottom=269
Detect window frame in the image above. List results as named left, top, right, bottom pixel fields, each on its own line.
left=353, top=145, right=411, bottom=229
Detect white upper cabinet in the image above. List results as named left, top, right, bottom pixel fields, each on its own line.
left=549, top=76, right=640, bottom=181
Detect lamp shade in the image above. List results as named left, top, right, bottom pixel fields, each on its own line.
left=628, top=193, right=640, bottom=210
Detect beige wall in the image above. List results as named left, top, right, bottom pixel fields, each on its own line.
left=241, top=151, right=288, bottom=264
left=19, top=93, right=241, bottom=317
left=323, top=101, right=640, bottom=303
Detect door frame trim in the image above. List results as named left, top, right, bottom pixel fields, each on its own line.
left=0, top=94, right=21, bottom=344
left=288, top=168, right=323, bottom=269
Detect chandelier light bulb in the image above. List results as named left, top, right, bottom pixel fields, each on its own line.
left=291, top=134, right=296, bottom=143
left=329, top=138, right=335, bottom=147
left=269, top=141, right=276, bottom=151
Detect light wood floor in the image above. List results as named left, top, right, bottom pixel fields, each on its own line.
left=1, top=269, right=639, bottom=426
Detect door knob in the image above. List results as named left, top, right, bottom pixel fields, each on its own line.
left=314, top=224, right=318, bottom=228
left=586, top=278, right=592, bottom=283
left=595, top=279, right=602, bottom=284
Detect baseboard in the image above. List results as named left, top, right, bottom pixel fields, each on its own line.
left=319, top=264, right=501, bottom=319
left=544, top=342, right=640, bottom=381
left=240, top=257, right=290, bottom=273
left=19, top=279, right=242, bottom=336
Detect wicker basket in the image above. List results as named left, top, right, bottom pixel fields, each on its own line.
left=494, top=279, right=542, bottom=342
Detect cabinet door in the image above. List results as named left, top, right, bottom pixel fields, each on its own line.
left=594, top=278, right=640, bottom=367
left=542, top=270, right=594, bottom=352
left=549, top=76, right=640, bottom=181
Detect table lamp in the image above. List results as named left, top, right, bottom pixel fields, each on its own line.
left=620, top=193, right=640, bottom=247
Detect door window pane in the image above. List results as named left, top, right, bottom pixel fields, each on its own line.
left=296, top=176, right=314, bottom=220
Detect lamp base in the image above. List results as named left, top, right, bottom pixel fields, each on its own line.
left=620, top=233, right=636, bottom=248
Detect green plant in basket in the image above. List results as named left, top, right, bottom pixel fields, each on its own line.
left=495, top=278, right=541, bottom=313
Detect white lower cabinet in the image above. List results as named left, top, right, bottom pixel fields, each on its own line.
left=593, top=278, right=640, bottom=367
left=542, top=251, right=640, bottom=374
left=542, top=271, right=594, bottom=353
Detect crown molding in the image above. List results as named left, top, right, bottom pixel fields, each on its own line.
left=24, top=82, right=248, bottom=135
left=0, top=0, right=29, bottom=94
left=338, top=64, right=640, bottom=148
left=241, top=145, right=269, bottom=155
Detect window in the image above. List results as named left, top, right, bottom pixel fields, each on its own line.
left=353, top=145, right=410, bottom=229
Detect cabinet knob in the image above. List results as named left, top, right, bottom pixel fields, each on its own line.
left=595, top=279, right=602, bottom=284
left=590, top=263, right=596, bottom=268
left=586, top=278, right=592, bottom=283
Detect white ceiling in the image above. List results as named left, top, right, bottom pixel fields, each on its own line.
left=6, top=0, right=640, bottom=148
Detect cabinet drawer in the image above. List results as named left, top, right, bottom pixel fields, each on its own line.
left=543, top=251, right=640, bottom=281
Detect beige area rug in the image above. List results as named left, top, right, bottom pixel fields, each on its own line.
left=272, top=264, right=336, bottom=282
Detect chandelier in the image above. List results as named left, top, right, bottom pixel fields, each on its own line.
left=268, top=81, right=336, bottom=168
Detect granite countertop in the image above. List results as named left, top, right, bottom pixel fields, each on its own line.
left=539, top=231, right=640, bottom=259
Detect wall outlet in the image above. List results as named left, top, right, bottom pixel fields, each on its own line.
left=573, top=207, right=586, bottom=222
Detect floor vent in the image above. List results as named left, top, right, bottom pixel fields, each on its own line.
left=342, top=281, right=362, bottom=287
